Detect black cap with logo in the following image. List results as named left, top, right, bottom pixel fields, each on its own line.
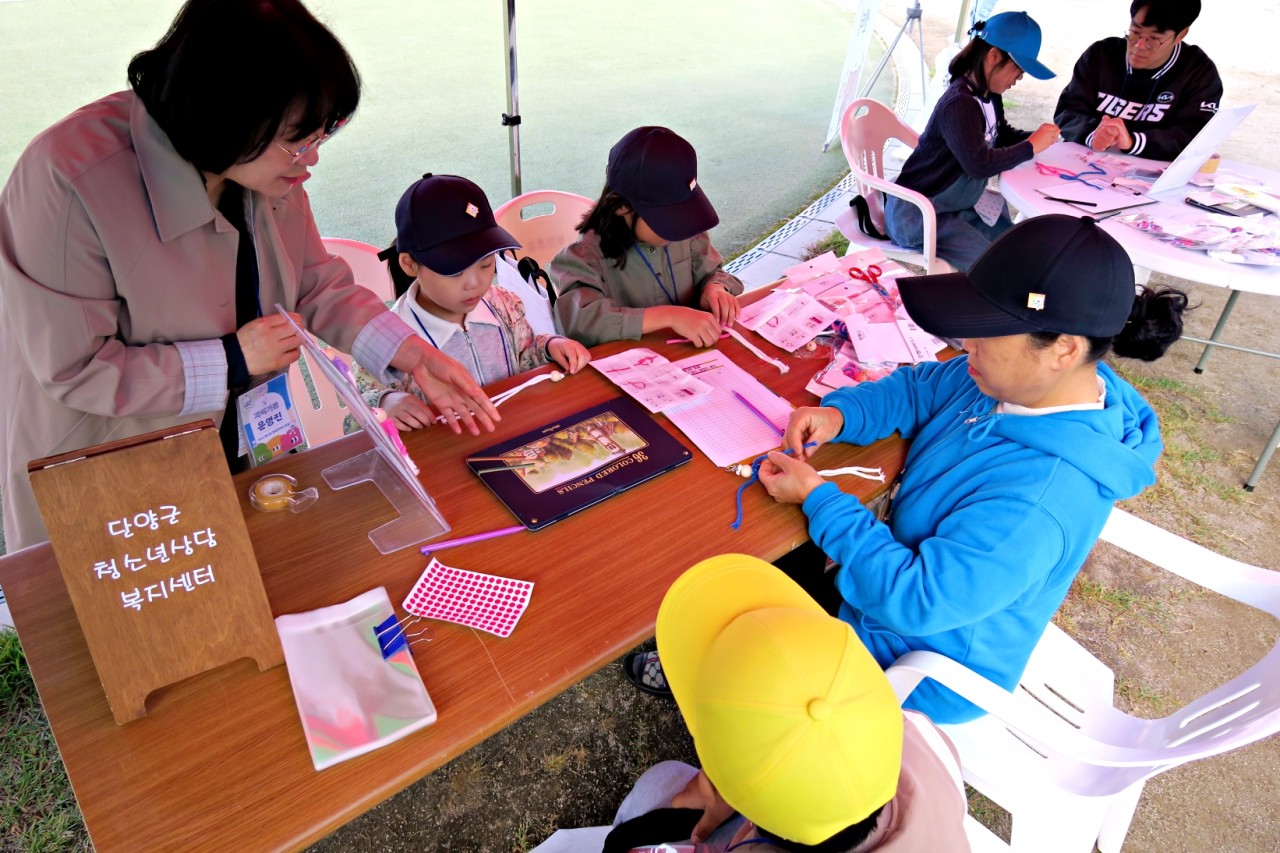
left=606, top=126, right=719, bottom=242
left=899, top=215, right=1136, bottom=339
left=394, top=174, right=520, bottom=276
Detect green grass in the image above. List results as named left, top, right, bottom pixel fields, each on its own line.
left=1111, top=363, right=1245, bottom=547
left=1115, top=677, right=1177, bottom=717
left=0, top=631, right=90, bottom=853
left=1070, top=576, right=1166, bottom=624
left=801, top=229, right=851, bottom=262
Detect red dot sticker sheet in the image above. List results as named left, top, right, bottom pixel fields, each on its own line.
left=402, top=558, right=534, bottom=638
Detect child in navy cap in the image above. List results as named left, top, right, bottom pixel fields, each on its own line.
left=359, top=174, right=589, bottom=430
left=550, top=127, right=744, bottom=347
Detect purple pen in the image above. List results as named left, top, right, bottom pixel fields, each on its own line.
left=419, top=525, right=525, bottom=555
left=731, top=390, right=785, bottom=438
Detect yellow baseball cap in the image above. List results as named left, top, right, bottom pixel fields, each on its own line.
left=656, top=554, right=904, bottom=845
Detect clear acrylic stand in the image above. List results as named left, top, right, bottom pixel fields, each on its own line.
left=275, top=306, right=451, bottom=554
left=321, top=448, right=449, bottom=555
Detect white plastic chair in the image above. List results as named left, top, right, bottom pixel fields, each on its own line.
left=285, top=345, right=353, bottom=449
left=835, top=98, right=953, bottom=275
left=322, top=237, right=396, bottom=305
left=493, top=190, right=594, bottom=272
left=496, top=254, right=556, bottom=337
left=885, top=507, right=1280, bottom=853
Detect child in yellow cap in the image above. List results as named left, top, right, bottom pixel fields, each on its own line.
left=534, top=555, right=972, bottom=852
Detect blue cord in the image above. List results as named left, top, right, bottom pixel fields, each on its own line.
left=730, top=443, right=817, bottom=529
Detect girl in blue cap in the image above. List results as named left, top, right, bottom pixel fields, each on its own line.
left=550, top=126, right=744, bottom=347
left=884, top=11, right=1061, bottom=271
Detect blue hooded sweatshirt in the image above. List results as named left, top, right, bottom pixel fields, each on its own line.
left=801, top=356, right=1162, bottom=723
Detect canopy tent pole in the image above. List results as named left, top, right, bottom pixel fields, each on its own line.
left=955, top=0, right=974, bottom=43
left=502, top=0, right=522, bottom=197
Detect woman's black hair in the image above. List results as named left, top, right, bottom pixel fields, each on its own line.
left=948, top=30, right=1014, bottom=97
left=379, top=243, right=415, bottom=299
left=756, top=805, right=886, bottom=853
left=1029, top=285, right=1190, bottom=363
left=128, top=0, right=361, bottom=175
left=577, top=183, right=639, bottom=268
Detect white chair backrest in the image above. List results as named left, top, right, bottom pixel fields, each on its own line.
left=496, top=255, right=556, bottom=337
left=493, top=190, right=594, bottom=272
left=322, top=237, right=396, bottom=305
left=840, top=98, right=920, bottom=232
left=285, top=346, right=352, bottom=450
left=1096, top=509, right=1280, bottom=754
left=885, top=506, right=1280, bottom=853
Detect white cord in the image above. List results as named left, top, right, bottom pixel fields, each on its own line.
left=816, top=466, right=886, bottom=482
left=725, top=326, right=789, bottom=373
left=491, top=370, right=565, bottom=407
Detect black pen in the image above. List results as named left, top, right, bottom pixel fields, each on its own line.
left=1043, top=196, right=1096, bottom=206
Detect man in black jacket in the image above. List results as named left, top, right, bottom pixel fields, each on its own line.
left=1055, top=0, right=1222, bottom=159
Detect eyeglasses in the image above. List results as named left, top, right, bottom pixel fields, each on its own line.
left=275, top=116, right=350, bottom=164
left=1123, top=27, right=1173, bottom=49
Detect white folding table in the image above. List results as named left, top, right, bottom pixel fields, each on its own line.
left=1001, top=142, right=1280, bottom=489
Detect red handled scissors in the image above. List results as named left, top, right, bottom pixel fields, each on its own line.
left=848, top=264, right=893, bottom=302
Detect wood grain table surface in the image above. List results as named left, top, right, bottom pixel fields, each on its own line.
left=0, top=312, right=908, bottom=852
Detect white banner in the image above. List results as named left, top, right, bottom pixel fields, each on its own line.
left=823, top=0, right=884, bottom=150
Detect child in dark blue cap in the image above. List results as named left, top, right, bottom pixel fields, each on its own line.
left=359, top=174, right=589, bottom=430
left=884, top=11, right=1061, bottom=272
left=550, top=127, right=744, bottom=347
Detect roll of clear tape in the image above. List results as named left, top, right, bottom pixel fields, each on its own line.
left=249, top=474, right=318, bottom=513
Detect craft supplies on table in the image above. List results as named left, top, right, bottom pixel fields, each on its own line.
left=403, top=558, right=533, bottom=638
left=466, top=396, right=691, bottom=529
left=1115, top=209, right=1280, bottom=265
left=590, top=348, right=711, bottom=412
left=736, top=288, right=838, bottom=352
left=663, top=350, right=795, bottom=467
left=805, top=342, right=897, bottom=398
left=275, top=588, right=437, bottom=771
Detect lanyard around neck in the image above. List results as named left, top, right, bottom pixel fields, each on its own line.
left=409, top=297, right=513, bottom=382
left=634, top=245, right=678, bottom=305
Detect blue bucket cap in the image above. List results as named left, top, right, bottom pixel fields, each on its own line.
left=981, top=11, right=1055, bottom=80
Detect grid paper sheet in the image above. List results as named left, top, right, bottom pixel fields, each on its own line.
left=663, top=350, right=794, bottom=467
left=403, top=558, right=534, bottom=638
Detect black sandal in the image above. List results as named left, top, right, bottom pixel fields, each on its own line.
left=623, top=650, right=673, bottom=697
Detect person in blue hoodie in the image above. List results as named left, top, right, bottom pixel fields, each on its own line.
left=756, top=215, right=1188, bottom=724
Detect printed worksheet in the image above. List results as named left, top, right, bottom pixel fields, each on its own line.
left=591, top=348, right=712, bottom=412
left=737, top=289, right=838, bottom=352
left=664, top=351, right=794, bottom=467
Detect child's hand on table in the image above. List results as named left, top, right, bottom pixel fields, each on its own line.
left=380, top=391, right=436, bottom=430
left=665, top=306, right=723, bottom=347
left=700, top=282, right=740, bottom=326
left=548, top=336, right=591, bottom=373
left=391, top=337, right=499, bottom=434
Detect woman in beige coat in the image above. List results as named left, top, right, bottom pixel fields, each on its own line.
left=0, top=0, right=498, bottom=551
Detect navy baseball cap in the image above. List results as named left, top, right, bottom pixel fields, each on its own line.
left=394, top=174, right=520, bottom=276
left=980, top=11, right=1055, bottom=80
left=606, top=126, right=719, bottom=242
left=899, top=215, right=1136, bottom=339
